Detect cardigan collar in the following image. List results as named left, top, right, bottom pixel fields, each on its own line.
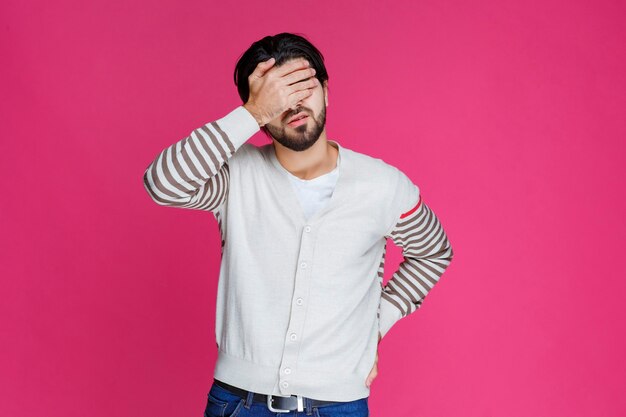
left=266, top=139, right=349, bottom=225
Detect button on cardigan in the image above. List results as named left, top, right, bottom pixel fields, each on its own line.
left=143, top=105, right=454, bottom=402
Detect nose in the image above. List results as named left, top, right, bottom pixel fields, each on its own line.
left=290, top=100, right=304, bottom=111
left=289, top=92, right=309, bottom=111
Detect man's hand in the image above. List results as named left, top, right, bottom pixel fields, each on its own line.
left=243, top=57, right=319, bottom=127
left=365, top=331, right=382, bottom=388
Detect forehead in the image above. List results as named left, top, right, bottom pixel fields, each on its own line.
left=279, top=57, right=310, bottom=66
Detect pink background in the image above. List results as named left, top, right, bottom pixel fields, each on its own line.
left=1, top=1, right=625, bottom=416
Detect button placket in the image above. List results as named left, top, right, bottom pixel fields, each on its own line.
left=277, top=224, right=316, bottom=395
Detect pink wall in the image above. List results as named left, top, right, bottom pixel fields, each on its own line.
left=1, top=1, right=624, bottom=416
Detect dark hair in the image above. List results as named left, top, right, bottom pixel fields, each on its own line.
left=233, top=32, right=329, bottom=137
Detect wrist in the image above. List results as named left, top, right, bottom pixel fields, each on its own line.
left=243, top=103, right=265, bottom=127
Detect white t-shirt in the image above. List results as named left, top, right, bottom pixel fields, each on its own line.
left=284, top=151, right=341, bottom=220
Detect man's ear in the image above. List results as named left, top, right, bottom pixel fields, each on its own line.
left=323, top=80, right=329, bottom=107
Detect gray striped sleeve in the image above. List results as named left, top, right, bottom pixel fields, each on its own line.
left=378, top=177, right=454, bottom=339
left=142, top=106, right=259, bottom=212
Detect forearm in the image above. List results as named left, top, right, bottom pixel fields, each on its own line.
left=379, top=195, right=454, bottom=338
left=142, top=105, right=259, bottom=211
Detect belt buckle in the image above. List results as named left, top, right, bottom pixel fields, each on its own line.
left=267, top=393, right=305, bottom=413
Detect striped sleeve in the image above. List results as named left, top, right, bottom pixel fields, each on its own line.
left=142, top=105, right=260, bottom=212
left=378, top=171, right=454, bottom=340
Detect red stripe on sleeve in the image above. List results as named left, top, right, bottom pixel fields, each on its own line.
left=399, top=195, right=422, bottom=219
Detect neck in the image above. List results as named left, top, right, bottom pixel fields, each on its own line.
left=273, top=136, right=339, bottom=181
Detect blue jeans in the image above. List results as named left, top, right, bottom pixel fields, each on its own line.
left=203, top=380, right=369, bottom=417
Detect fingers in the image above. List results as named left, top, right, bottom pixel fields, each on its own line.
left=250, top=57, right=310, bottom=82
left=272, top=57, right=311, bottom=78
left=365, top=352, right=379, bottom=387
left=288, top=83, right=316, bottom=107
left=250, top=57, right=276, bottom=79
left=287, top=76, right=318, bottom=95
left=365, top=366, right=378, bottom=387
left=283, top=67, right=317, bottom=86
left=247, top=57, right=317, bottom=120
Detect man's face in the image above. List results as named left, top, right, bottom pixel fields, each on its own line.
left=264, top=59, right=328, bottom=152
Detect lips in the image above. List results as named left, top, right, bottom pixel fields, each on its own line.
left=287, top=112, right=309, bottom=123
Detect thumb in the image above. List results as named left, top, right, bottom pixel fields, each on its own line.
left=254, top=57, right=275, bottom=77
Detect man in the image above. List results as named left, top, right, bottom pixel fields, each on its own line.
left=143, top=32, right=454, bottom=417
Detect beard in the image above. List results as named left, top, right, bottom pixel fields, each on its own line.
left=265, top=104, right=327, bottom=152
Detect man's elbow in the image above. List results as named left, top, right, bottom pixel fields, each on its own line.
left=438, top=241, right=454, bottom=267
left=143, top=169, right=167, bottom=206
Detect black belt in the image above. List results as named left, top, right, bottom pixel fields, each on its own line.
left=213, top=378, right=344, bottom=412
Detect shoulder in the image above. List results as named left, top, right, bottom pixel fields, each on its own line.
left=229, top=142, right=264, bottom=167
left=343, top=146, right=400, bottom=184
left=345, top=146, right=420, bottom=226
left=346, top=147, right=418, bottom=198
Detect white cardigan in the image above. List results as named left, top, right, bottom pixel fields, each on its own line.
left=143, top=105, right=454, bottom=401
